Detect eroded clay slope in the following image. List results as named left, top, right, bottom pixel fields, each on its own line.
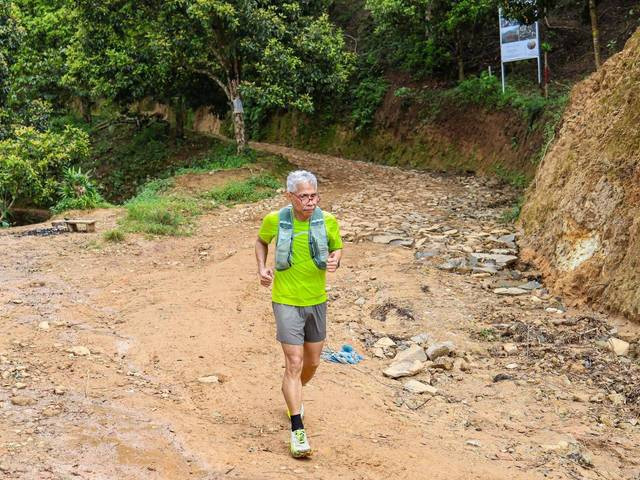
left=520, top=28, right=640, bottom=320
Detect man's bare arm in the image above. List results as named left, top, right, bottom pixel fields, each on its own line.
left=255, top=238, right=274, bottom=287
left=326, top=249, right=342, bottom=273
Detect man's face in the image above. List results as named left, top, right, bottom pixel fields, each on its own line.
left=287, top=182, right=319, bottom=220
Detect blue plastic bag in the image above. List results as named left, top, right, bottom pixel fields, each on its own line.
left=321, top=344, right=364, bottom=364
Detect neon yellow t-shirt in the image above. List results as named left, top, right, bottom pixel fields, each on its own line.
left=258, top=210, right=343, bottom=306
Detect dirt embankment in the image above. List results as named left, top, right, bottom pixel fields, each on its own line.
left=520, top=28, right=640, bottom=321
left=262, top=88, right=544, bottom=182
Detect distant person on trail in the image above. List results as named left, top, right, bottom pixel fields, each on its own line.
left=255, top=170, right=343, bottom=458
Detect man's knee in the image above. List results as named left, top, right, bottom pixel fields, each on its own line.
left=304, top=356, right=321, bottom=370
left=284, top=355, right=304, bottom=376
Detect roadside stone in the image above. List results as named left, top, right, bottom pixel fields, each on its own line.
left=466, top=439, right=481, bottom=447
left=372, top=234, right=406, bottom=244
left=11, top=395, right=35, bottom=406
left=403, top=380, right=437, bottom=395
left=516, top=280, right=543, bottom=291
left=66, top=346, right=91, bottom=356
left=354, top=297, right=366, bottom=306
left=53, top=386, right=66, bottom=395
left=415, top=250, right=439, bottom=260
left=383, top=360, right=423, bottom=379
left=432, top=357, right=454, bottom=370
left=608, top=393, right=626, bottom=405
left=572, top=393, right=590, bottom=403
left=198, top=375, right=219, bottom=384
left=38, top=321, right=50, bottom=330
left=426, top=341, right=455, bottom=360
left=468, top=252, right=518, bottom=267
left=372, top=347, right=385, bottom=359
left=410, top=333, right=430, bottom=345
left=607, top=337, right=630, bottom=356
left=394, top=344, right=427, bottom=363
left=437, top=258, right=465, bottom=271
left=373, top=337, right=396, bottom=349
left=493, top=287, right=528, bottom=296
left=503, top=343, right=518, bottom=354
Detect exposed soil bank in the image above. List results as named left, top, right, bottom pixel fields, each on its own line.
left=259, top=87, right=548, bottom=185
left=520, top=28, right=640, bottom=321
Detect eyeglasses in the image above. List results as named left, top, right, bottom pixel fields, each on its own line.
left=292, top=192, right=320, bottom=204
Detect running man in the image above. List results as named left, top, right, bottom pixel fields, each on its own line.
left=255, top=170, right=343, bottom=458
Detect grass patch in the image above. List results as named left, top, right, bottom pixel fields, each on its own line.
left=474, top=328, right=499, bottom=342
left=500, top=196, right=524, bottom=224
left=206, top=174, right=281, bottom=206
left=492, top=165, right=529, bottom=189
left=103, top=229, right=126, bottom=242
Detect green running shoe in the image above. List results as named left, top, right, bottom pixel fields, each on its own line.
left=286, top=403, right=304, bottom=419
left=290, top=429, right=311, bottom=458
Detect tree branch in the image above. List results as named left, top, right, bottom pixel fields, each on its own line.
left=193, top=68, right=231, bottom=100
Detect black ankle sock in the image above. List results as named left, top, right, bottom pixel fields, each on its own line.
left=291, top=414, right=304, bottom=431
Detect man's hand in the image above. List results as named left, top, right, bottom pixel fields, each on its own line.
left=258, top=267, right=274, bottom=287
left=326, top=250, right=342, bottom=273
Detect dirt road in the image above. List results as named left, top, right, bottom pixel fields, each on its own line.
left=1, top=144, right=639, bottom=480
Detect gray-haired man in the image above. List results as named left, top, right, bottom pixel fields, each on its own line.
left=255, top=170, right=343, bottom=457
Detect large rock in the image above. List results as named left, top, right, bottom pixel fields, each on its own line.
left=426, top=341, right=455, bottom=360
left=383, top=360, right=423, bottom=379
left=519, top=30, right=640, bottom=320
left=607, top=337, right=630, bottom=356
left=403, top=380, right=438, bottom=395
left=468, top=252, right=518, bottom=267
left=393, top=344, right=427, bottom=363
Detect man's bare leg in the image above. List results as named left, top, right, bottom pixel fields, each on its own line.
left=301, top=341, right=324, bottom=386
left=281, top=343, right=304, bottom=415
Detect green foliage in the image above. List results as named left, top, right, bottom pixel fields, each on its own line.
left=475, top=327, right=498, bottom=342
left=51, top=166, right=109, bottom=213
left=0, top=125, right=89, bottom=222
left=351, top=76, right=388, bottom=132
left=175, top=144, right=257, bottom=174
left=493, top=164, right=528, bottom=189
left=500, top=196, right=524, bottom=223
left=206, top=174, right=281, bottom=206
left=121, top=182, right=205, bottom=236
left=103, top=228, right=125, bottom=242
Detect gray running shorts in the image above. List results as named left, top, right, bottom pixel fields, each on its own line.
left=272, top=302, right=327, bottom=345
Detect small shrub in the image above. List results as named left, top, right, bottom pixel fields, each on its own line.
left=52, top=166, right=110, bottom=213
left=206, top=174, right=281, bottom=205
left=103, top=229, right=125, bottom=242
left=500, top=196, right=524, bottom=224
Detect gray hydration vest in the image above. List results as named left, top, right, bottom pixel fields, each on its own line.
left=275, top=205, right=328, bottom=271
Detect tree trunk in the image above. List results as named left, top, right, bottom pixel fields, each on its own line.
left=588, top=0, right=601, bottom=70
left=228, top=80, right=246, bottom=153
left=456, top=36, right=464, bottom=82
left=232, top=112, right=246, bottom=153
left=174, top=96, right=185, bottom=140
left=81, top=97, right=92, bottom=124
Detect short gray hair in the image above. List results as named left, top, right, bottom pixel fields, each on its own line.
left=286, top=170, right=317, bottom=193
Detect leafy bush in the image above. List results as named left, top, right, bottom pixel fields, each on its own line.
left=0, top=126, right=90, bottom=223
left=351, top=77, right=388, bottom=132
left=52, top=166, right=110, bottom=213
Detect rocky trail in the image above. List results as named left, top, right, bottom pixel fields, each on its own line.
left=1, top=143, right=640, bottom=480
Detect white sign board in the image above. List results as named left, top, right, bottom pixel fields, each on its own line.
left=498, top=8, right=541, bottom=91
left=499, top=9, right=539, bottom=63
